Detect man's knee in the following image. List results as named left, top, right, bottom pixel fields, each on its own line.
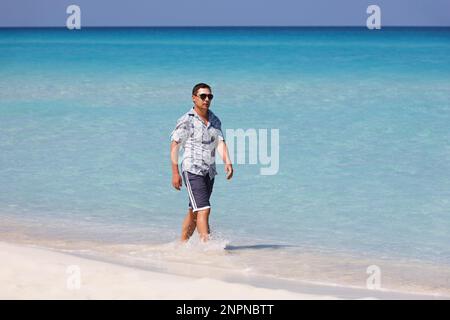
left=196, top=208, right=210, bottom=220
left=196, top=208, right=210, bottom=214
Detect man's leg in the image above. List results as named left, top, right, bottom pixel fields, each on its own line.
left=196, top=208, right=211, bottom=242
left=181, top=208, right=197, bottom=242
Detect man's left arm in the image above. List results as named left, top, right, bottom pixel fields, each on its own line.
left=217, top=140, right=233, bottom=180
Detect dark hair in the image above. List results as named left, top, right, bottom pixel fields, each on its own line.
left=192, top=83, right=212, bottom=96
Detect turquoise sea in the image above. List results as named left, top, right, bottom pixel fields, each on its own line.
left=1, top=27, right=450, bottom=295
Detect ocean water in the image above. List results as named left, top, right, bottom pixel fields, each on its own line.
left=1, top=27, right=450, bottom=295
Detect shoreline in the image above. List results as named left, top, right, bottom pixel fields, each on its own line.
left=1, top=215, right=450, bottom=299
left=1, top=241, right=448, bottom=300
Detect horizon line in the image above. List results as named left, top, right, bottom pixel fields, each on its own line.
left=1, top=25, right=450, bottom=29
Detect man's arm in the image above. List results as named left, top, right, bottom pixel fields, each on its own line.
left=217, top=140, right=233, bottom=180
left=171, top=141, right=183, bottom=190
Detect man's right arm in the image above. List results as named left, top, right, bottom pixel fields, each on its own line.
left=170, top=140, right=182, bottom=190
left=170, top=117, right=190, bottom=190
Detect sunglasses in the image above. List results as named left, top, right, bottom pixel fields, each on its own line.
left=196, top=94, right=214, bottom=101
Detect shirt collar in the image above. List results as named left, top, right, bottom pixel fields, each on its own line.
left=189, top=106, right=215, bottom=125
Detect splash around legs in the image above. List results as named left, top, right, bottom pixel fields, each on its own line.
left=180, top=208, right=211, bottom=243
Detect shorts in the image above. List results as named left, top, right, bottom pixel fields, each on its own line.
left=182, top=171, right=215, bottom=212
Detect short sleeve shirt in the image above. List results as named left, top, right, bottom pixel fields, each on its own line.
left=170, top=107, right=224, bottom=179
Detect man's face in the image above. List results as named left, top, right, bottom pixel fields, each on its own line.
left=193, top=88, right=213, bottom=111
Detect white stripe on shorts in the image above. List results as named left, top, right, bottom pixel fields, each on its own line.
left=192, top=206, right=210, bottom=212
left=184, top=171, right=198, bottom=210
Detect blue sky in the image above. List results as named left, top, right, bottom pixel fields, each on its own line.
left=0, top=0, right=449, bottom=27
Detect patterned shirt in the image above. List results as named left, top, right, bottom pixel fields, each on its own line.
left=170, top=107, right=225, bottom=179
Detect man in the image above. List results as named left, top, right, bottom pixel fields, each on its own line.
left=170, top=83, right=233, bottom=243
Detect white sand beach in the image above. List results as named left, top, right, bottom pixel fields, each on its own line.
left=0, top=241, right=337, bottom=300
left=1, top=241, right=447, bottom=300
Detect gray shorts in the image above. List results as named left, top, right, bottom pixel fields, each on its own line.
left=182, top=171, right=215, bottom=212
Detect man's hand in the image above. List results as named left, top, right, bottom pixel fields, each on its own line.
left=171, top=141, right=183, bottom=190
left=225, top=164, right=233, bottom=180
left=172, top=172, right=183, bottom=190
